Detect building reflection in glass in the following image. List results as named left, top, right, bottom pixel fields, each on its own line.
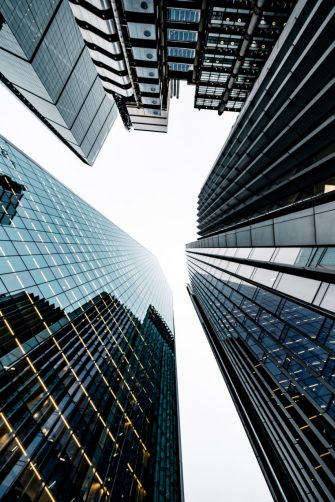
left=0, top=135, right=183, bottom=501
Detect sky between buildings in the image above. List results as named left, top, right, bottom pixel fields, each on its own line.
left=0, top=81, right=272, bottom=502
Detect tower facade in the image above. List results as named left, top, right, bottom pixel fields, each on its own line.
left=0, top=0, right=117, bottom=165
left=0, top=0, right=298, bottom=162
left=192, top=0, right=296, bottom=113
left=68, top=0, right=296, bottom=119
left=187, top=1, right=335, bottom=500
left=68, top=0, right=173, bottom=133
left=0, top=135, right=183, bottom=501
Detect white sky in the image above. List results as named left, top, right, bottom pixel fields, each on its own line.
left=0, top=82, right=272, bottom=502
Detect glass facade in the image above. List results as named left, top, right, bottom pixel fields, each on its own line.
left=0, top=0, right=117, bottom=165
left=0, top=136, right=183, bottom=501
left=167, top=8, right=200, bottom=24
left=187, top=243, right=335, bottom=501
left=197, top=0, right=334, bottom=237
left=167, top=30, right=198, bottom=43
left=187, top=3, right=335, bottom=498
left=165, top=2, right=200, bottom=83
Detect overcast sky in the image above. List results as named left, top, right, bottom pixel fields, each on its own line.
left=0, top=82, right=272, bottom=502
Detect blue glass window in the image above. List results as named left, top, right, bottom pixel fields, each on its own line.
left=168, top=47, right=196, bottom=58
left=168, top=8, right=201, bottom=23
left=167, top=29, right=198, bottom=42
left=168, top=62, right=193, bottom=72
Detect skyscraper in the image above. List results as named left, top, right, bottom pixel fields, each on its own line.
left=0, top=0, right=117, bottom=165
left=0, top=135, right=183, bottom=501
left=191, top=0, right=296, bottom=113
left=69, top=0, right=295, bottom=119
left=0, top=0, right=297, bottom=160
left=68, top=0, right=174, bottom=133
left=187, top=0, right=335, bottom=500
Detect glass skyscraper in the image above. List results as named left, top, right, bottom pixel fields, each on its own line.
left=187, top=1, right=335, bottom=500
left=0, top=0, right=117, bottom=165
left=0, top=135, right=183, bottom=501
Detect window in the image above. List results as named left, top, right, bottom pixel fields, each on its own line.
left=168, top=62, right=193, bottom=72
left=168, top=8, right=200, bottom=23
left=168, top=47, right=195, bottom=59
left=167, top=29, right=197, bottom=42
left=0, top=175, right=25, bottom=226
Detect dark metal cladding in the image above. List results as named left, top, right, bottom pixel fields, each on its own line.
left=187, top=1, right=335, bottom=500
left=193, top=0, right=296, bottom=113
left=187, top=195, right=335, bottom=500
left=112, top=92, right=133, bottom=130
left=197, top=0, right=335, bottom=238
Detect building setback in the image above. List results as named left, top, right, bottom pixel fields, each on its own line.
left=0, top=135, right=183, bottom=501
left=187, top=1, right=335, bottom=500
left=0, top=0, right=117, bottom=165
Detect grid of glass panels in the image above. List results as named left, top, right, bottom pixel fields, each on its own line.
left=190, top=246, right=335, bottom=271
left=0, top=137, right=182, bottom=501
left=0, top=291, right=181, bottom=500
left=225, top=101, right=244, bottom=111
left=197, top=86, right=223, bottom=97
left=210, top=8, right=249, bottom=28
left=167, top=29, right=198, bottom=42
left=0, top=157, right=25, bottom=225
left=195, top=98, right=220, bottom=108
left=203, top=53, right=235, bottom=69
left=206, top=33, right=242, bottom=50
left=0, top=0, right=60, bottom=60
left=0, top=0, right=116, bottom=164
left=200, top=72, right=228, bottom=83
left=168, top=62, right=193, bottom=72
left=167, top=8, right=200, bottom=23
left=167, top=47, right=195, bottom=59
left=0, top=137, right=174, bottom=331
left=187, top=246, right=335, bottom=499
left=187, top=247, right=335, bottom=317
